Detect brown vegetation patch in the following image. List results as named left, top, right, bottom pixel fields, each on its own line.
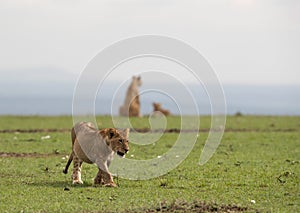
left=127, top=200, right=249, bottom=213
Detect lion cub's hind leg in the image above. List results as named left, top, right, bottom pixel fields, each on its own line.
left=72, top=155, right=83, bottom=184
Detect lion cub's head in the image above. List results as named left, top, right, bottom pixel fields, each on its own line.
left=153, top=102, right=162, bottom=111
left=100, top=128, right=129, bottom=157
left=133, top=76, right=142, bottom=87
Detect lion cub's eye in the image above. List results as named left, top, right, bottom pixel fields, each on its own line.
left=119, top=139, right=123, bottom=144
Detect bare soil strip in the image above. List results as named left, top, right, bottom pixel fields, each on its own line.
left=0, top=128, right=70, bottom=133
left=0, top=152, right=60, bottom=158
left=0, top=127, right=297, bottom=134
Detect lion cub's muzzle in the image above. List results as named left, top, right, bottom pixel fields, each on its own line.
left=117, top=148, right=129, bottom=157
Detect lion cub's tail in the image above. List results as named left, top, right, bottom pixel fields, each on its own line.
left=63, top=127, right=76, bottom=174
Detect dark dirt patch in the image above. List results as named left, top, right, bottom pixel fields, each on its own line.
left=0, top=127, right=297, bottom=134
left=0, top=128, right=70, bottom=133
left=0, top=152, right=60, bottom=158
left=132, top=127, right=298, bottom=133
left=126, top=200, right=250, bottom=213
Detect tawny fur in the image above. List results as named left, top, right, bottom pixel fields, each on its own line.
left=119, top=76, right=142, bottom=117
left=63, top=122, right=129, bottom=187
left=153, top=102, right=170, bottom=116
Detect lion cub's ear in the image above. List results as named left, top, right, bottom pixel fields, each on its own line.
left=122, top=128, right=130, bottom=139
left=108, top=128, right=117, bottom=139
left=100, top=128, right=117, bottom=139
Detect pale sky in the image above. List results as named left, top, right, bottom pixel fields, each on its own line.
left=0, top=0, right=299, bottom=85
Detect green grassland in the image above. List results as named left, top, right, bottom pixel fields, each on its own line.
left=0, top=115, right=299, bottom=212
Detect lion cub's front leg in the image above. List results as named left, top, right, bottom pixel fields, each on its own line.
left=94, top=169, right=117, bottom=187
left=94, top=169, right=104, bottom=185
left=94, top=160, right=117, bottom=187
left=101, top=169, right=117, bottom=187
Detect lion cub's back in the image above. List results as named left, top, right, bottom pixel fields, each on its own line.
left=73, top=122, right=98, bottom=164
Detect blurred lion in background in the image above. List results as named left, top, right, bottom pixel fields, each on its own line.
left=119, top=76, right=142, bottom=117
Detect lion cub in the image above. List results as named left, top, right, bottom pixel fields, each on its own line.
left=63, top=122, right=129, bottom=187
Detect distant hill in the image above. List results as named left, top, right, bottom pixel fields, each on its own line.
left=0, top=67, right=77, bottom=97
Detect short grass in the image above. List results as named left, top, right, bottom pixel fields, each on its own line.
left=0, top=115, right=299, bottom=212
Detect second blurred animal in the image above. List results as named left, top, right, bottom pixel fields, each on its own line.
left=152, top=102, right=170, bottom=116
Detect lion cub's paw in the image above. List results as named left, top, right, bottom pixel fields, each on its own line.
left=72, top=180, right=83, bottom=184
left=94, top=179, right=103, bottom=185
left=103, top=182, right=117, bottom=187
